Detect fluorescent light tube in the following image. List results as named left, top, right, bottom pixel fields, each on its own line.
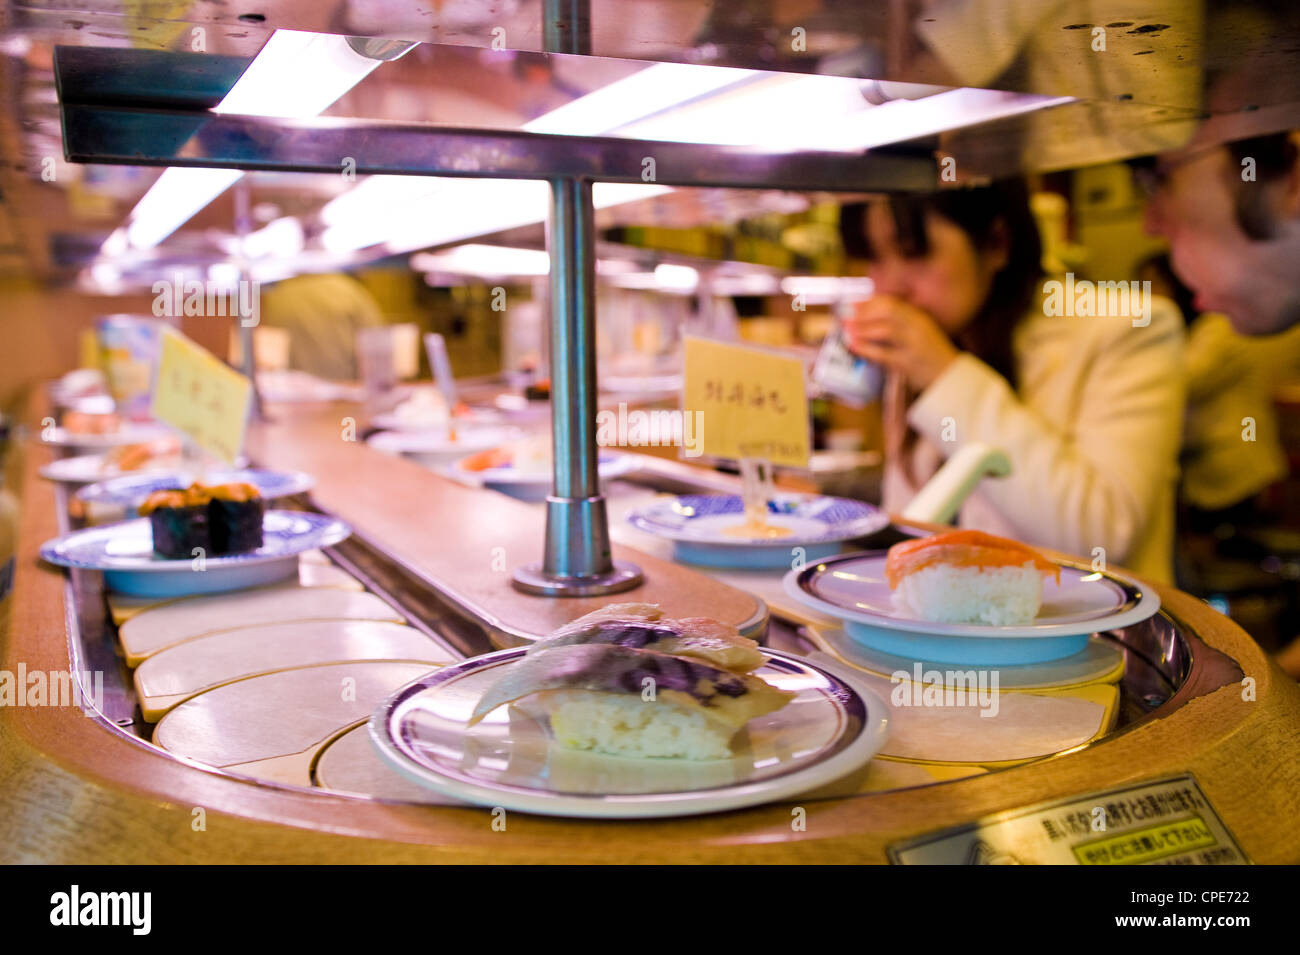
left=319, top=61, right=744, bottom=252
left=410, top=244, right=553, bottom=277
left=109, top=31, right=394, bottom=253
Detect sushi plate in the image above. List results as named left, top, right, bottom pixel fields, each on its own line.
left=783, top=552, right=1161, bottom=666
left=626, top=493, right=890, bottom=570
left=449, top=451, right=636, bottom=501
left=40, top=452, right=182, bottom=485
left=40, top=510, right=351, bottom=598
left=76, top=467, right=315, bottom=514
left=370, top=406, right=504, bottom=432
left=368, top=647, right=890, bottom=819
left=39, top=421, right=173, bottom=450
left=365, top=425, right=522, bottom=465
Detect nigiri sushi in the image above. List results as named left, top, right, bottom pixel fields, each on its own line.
left=884, top=529, right=1061, bottom=627
left=528, top=604, right=765, bottom=673
left=471, top=639, right=792, bottom=759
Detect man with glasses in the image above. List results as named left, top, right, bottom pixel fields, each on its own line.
left=1138, top=132, right=1300, bottom=337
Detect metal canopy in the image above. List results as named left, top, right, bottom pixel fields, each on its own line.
left=54, top=47, right=936, bottom=193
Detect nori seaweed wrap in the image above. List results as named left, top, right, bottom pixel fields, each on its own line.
left=207, top=483, right=264, bottom=554
left=140, top=488, right=212, bottom=559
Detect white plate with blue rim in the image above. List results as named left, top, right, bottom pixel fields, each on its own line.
left=368, top=646, right=889, bottom=819
left=626, top=493, right=889, bottom=569
left=782, top=551, right=1161, bottom=665
left=75, top=468, right=315, bottom=517
left=39, top=510, right=351, bottom=598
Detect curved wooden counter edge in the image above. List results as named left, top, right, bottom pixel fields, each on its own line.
left=4, top=436, right=1300, bottom=863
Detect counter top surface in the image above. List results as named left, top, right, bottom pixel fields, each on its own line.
left=244, top=400, right=766, bottom=641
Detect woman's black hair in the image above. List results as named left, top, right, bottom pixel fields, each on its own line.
left=838, top=180, right=1044, bottom=391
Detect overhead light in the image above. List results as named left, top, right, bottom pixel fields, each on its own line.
left=99, top=227, right=130, bottom=258
left=207, top=263, right=242, bottom=288
left=607, top=272, right=661, bottom=291
left=125, top=168, right=243, bottom=249
left=615, top=76, right=1070, bottom=153
left=107, top=31, right=411, bottom=254
left=654, top=263, right=699, bottom=292
left=607, top=265, right=701, bottom=295
left=780, top=276, right=876, bottom=304
left=212, top=30, right=389, bottom=119
left=319, top=61, right=744, bottom=252
left=614, top=73, right=876, bottom=149
left=241, top=216, right=305, bottom=259
left=88, top=262, right=123, bottom=293
left=410, top=244, right=552, bottom=278
left=595, top=259, right=641, bottom=276
left=818, top=87, right=1073, bottom=152
left=523, top=62, right=758, bottom=136
left=708, top=274, right=782, bottom=296
left=320, top=180, right=670, bottom=257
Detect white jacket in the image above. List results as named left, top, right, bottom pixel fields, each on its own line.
left=881, top=294, right=1186, bottom=583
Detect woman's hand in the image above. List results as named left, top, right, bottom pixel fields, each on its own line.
left=842, top=295, right=960, bottom=392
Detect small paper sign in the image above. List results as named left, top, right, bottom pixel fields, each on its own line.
left=150, top=329, right=253, bottom=464
left=682, top=336, right=810, bottom=467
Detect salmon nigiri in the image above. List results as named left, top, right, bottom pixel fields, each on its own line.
left=885, top=530, right=1060, bottom=626
left=885, top=530, right=1060, bottom=587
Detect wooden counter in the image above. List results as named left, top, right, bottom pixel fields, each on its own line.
left=245, top=401, right=766, bottom=642
left=4, top=400, right=1300, bottom=863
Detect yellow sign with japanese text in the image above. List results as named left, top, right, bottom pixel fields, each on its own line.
left=150, top=329, right=252, bottom=464
left=682, top=336, right=810, bottom=467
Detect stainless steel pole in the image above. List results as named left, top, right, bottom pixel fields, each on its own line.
left=232, top=178, right=263, bottom=421
left=512, top=177, right=643, bottom=595
left=513, top=0, right=642, bottom=596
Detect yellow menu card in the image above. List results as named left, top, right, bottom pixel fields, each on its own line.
left=150, top=329, right=252, bottom=464
left=682, top=336, right=810, bottom=467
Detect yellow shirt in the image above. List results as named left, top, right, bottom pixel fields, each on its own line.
left=1180, top=313, right=1297, bottom=511
left=882, top=295, right=1186, bottom=583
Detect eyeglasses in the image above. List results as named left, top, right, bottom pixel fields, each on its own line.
left=1131, top=143, right=1225, bottom=198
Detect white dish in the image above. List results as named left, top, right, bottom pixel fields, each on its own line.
left=40, top=510, right=351, bottom=598
left=40, top=452, right=182, bottom=485
left=369, top=647, right=889, bottom=819
left=366, top=425, right=522, bottom=466
left=783, top=552, right=1161, bottom=665
left=450, top=451, right=636, bottom=501
left=626, top=493, right=889, bottom=569
left=371, top=407, right=503, bottom=432
left=40, top=422, right=172, bottom=450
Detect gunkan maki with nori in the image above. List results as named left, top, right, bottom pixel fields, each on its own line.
left=139, top=482, right=264, bottom=559
left=207, top=482, right=264, bottom=553
left=140, top=486, right=213, bottom=559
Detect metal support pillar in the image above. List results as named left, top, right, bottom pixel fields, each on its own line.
left=513, top=0, right=642, bottom=597
left=511, top=177, right=643, bottom=596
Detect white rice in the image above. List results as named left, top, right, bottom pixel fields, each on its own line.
left=545, top=690, right=734, bottom=759
left=892, top=561, right=1045, bottom=626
